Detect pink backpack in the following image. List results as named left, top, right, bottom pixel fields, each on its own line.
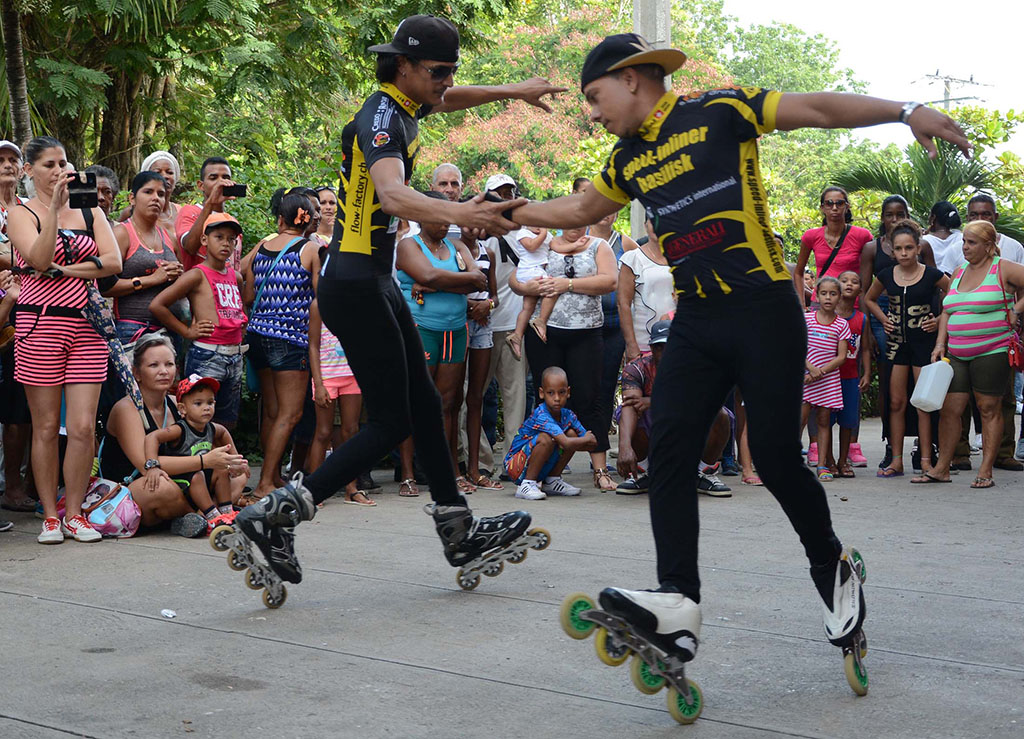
left=58, top=478, right=142, bottom=538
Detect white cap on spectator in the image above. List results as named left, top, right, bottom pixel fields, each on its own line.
left=485, top=174, right=516, bottom=192
left=0, top=140, right=22, bottom=159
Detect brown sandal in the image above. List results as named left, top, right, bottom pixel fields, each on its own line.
left=456, top=475, right=476, bottom=495
left=470, top=474, right=504, bottom=491
left=593, top=468, right=616, bottom=492
left=235, top=492, right=266, bottom=508
left=398, top=479, right=420, bottom=497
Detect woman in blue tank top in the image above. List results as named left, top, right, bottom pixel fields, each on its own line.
left=395, top=192, right=487, bottom=495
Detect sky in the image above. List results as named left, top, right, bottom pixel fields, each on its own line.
left=718, top=0, right=1023, bottom=154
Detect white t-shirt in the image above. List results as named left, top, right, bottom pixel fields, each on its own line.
left=511, top=228, right=550, bottom=270
left=922, top=230, right=962, bottom=267
left=485, top=235, right=524, bottom=333
left=940, top=232, right=1024, bottom=274
left=619, top=248, right=675, bottom=350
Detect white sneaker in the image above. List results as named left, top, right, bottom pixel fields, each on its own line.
left=541, top=476, right=581, bottom=496
left=38, top=516, right=64, bottom=544
left=515, top=481, right=546, bottom=500
left=61, top=514, right=101, bottom=543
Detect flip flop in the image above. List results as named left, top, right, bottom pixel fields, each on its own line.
left=504, top=333, right=522, bottom=361
left=876, top=467, right=904, bottom=478
left=970, top=476, right=995, bottom=489
left=342, top=490, right=377, bottom=506
left=911, top=472, right=951, bottom=484
left=398, top=479, right=420, bottom=497
left=1, top=497, right=37, bottom=512
left=470, top=475, right=504, bottom=491
left=741, top=476, right=763, bottom=486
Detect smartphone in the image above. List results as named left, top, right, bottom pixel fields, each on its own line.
left=68, top=171, right=98, bottom=210
left=222, top=183, right=247, bottom=198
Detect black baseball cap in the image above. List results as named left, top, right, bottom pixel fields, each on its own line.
left=649, top=320, right=671, bottom=346
left=369, top=15, right=460, bottom=63
left=580, top=33, right=687, bottom=91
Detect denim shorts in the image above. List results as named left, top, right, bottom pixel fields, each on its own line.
left=245, top=332, right=309, bottom=373
left=185, top=343, right=244, bottom=424
left=467, top=319, right=493, bottom=350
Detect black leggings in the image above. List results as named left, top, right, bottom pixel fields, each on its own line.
left=304, top=277, right=461, bottom=506
left=648, top=283, right=841, bottom=602
left=524, top=325, right=608, bottom=453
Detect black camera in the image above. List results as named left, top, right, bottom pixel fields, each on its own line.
left=222, top=183, right=247, bottom=198
left=68, top=171, right=98, bottom=210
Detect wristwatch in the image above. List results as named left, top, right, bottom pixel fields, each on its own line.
left=144, top=458, right=161, bottom=471
left=899, top=101, right=922, bottom=125
left=132, top=277, right=143, bottom=291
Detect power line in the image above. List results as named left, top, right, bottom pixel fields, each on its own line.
left=920, top=70, right=993, bottom=110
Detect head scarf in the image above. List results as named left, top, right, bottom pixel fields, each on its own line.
left=140, top=150, right=182, bottom=184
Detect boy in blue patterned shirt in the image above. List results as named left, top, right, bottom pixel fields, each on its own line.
left=504, top=366, right=596, bottom=500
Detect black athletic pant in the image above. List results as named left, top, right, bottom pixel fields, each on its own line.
left=524, top=325, right=608, bottom=452
left=304, top=277, right=463, bottom=507
left=596, top=322, right=626, bottom=450
left=648, top=283, right=841, bottom=602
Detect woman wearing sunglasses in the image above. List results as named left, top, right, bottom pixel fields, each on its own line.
left=510, top=225, right=619, bottom=491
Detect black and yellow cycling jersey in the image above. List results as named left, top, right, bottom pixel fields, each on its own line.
left=322, top=83, right=432, bottom=281
left=594, top=87, right=789, bottom=300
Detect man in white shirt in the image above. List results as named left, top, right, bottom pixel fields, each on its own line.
left=941, top=194, right=1024, bottom=470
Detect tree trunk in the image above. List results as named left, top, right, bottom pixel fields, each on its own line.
left=97, top=69, right=149, bottom=185
left=0, top=0, right=32, bottom=146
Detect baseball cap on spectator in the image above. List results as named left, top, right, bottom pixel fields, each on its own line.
left=177, top=374, right=220, bottom=402
left=203, top=211, right=243, bottom=235
left=485, top=174, right=517, bottom=193
left=580, top=33, right=687, bottom=91
left=368, top=15, right=460, bottom=63
left=0, top=140, right=22, bottom=159
left=649, top=320, right=671, bottom=345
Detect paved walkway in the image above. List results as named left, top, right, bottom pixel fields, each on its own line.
left=1, top=419, right=1021, bottom=738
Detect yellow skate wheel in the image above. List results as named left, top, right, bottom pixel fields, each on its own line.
left=844, top=652, right=868, bottom=696
left=666, top=679, right=703, bottom=725
left=483, top=561, right=504, bottom=577
left=507, top=548, right=527, bottom=564
left=210, top=524, right=233, bottom=552
left=528, top=527, right=551, bottom=550
left=245, top=569, right=263, bottom=590
left=630, top=654, right=667, bottom=694
left=262, top=586, right=287, bottom=609
left=559, top=592, right=597, bottom=639
left=227, top=550, right=247, bottom=571
left=594, top=628, right=631, bottom=666
left=456, top=570, right=480, bottom=591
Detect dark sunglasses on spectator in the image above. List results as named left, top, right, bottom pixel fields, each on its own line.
left=823, top=199, right=847, bottom=208
left=418, top=61, right=459, bottom=81
left=564, top=254, right=576, bottom=279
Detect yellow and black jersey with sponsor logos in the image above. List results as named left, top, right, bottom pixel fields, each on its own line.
left=322, top=84, right=431, bottom=281
left=594, top=87, right=789, bottom=300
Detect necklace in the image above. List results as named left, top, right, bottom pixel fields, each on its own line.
left=133, top=217, right=164, bottom=254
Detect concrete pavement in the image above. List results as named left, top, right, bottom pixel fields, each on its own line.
left=0, top=418, right=1021, bottom=738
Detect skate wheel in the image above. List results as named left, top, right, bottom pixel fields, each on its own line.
left=594, top=627, right=631, bottom=666
left=483, top=561, right=504, bottom=578
left=456, top=570, right=480, bottom=591
left=630, top=654, right=667, bottom=694
left=850, top=549, right=866, bottom=583
left=844, top=651, right=868, bottom=695
left=227, top=550, right=247, bottom=571
left=210, top=524, right=233, bottom=552
left=245, top=569, right=263, bottom=590
left=666, top=679, right=703, bottom=725
left=262, top=586, right=287, bottom=609
left=559, top=592, right=597, bottom=639
left=527, top=527, right=551, bottom=551
left=859, top=633, right=867, bottom=659
left=507, top=549, right=527, bottom=564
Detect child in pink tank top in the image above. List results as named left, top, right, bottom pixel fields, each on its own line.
left=150, top=213, right=248, bottom=426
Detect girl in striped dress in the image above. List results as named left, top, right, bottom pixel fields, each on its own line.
left=802, top=276, right=851, bottom=481
left=7, top=136, right=123, bottom=544
left=917, top=220, right=1024, bottom=488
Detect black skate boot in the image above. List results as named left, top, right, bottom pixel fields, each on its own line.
left=235, top=473, right=316, bottom=584
left=427, top=503, right=531, bottom=567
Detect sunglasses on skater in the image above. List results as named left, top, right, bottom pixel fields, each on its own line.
left=417, top=61, right=459, bottom=81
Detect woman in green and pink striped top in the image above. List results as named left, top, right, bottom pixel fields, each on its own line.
left=915, top=221, right=1024, bottom=487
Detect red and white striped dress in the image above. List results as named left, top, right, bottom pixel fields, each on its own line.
left=803, top=311, right=851, bottom=409
left=13, top=213, right=107, bottom=386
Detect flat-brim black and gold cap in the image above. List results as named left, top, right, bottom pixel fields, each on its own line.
left=368, top=14, right=460, bottom=63
left=580, top=33, right=687, bottom=91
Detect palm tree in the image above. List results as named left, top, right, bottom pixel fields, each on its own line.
left=1, top=0, right=32, bottom=146
left=832, top=140, right=1024, bottom=242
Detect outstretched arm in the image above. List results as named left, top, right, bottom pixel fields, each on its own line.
left=510, top=187, right=623, bottom=230
left=432, top=77, right=567, bottom=114
left=775, top=93, right=970, bottom=158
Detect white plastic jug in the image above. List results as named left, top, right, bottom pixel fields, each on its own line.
left=911, top=358, right=954, bottom=412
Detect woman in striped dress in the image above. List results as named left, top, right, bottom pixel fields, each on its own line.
left=7, top=136, right=122, bottom=543
left=916, top=220, right=1024, bottom=487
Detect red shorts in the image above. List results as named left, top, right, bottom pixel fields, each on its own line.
left=14, top=314, right=108, bottom=386
left=312, top=373, right=361, bottom=400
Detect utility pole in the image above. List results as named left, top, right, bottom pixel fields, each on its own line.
left=923, top=70, right=991, bottom=110
left=630, top=0, right=672, bottom=239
